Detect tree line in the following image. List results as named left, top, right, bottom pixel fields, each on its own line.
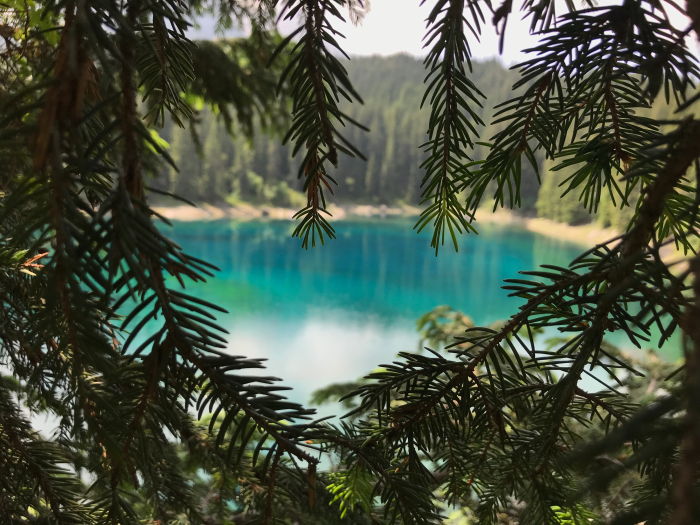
left=155, top=56, right=532, bottom=209
left=155, top=53, right=685, bottom=230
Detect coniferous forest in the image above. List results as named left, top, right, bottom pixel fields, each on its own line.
left=156, top=56, right=534, bottom=209
left=157, top=53, right=690, bottom=229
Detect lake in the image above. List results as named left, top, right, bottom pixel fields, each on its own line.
left=162, top=219, right=680, bottom=407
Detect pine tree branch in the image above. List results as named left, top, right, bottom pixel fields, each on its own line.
left=263, top=447, right=283, bottom=524
left=365, top=119, right=700, bottom=448
left=187, top=351, right=321, bottom=468
left=121, top=0, right=143, bottom=200
left=324, top=429, right=441, bottom=524
left=670, top=254, right=700, bottom=524
left=689, top=0, right=700, bottom=39
left=602, top=60, right=624, bottom=161
left=416, top=0, right=484, bottom=252
left=0, top=387, right=94, bottom=522
left=275, top=0, right=365, bottom=247
left=540, top=118, right=700, bottom=444
left=374, top=269, right=596, bottom=436
left=622, top=119, right=700, bottom=258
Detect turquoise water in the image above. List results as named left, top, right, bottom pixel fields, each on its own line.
left=162, top=219, right=678, bottom=404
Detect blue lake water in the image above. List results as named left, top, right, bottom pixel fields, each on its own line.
left=162, top=219, right=680, bottom=405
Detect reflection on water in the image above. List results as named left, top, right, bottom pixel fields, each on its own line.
left=170, top=219, right=580, bottom=321
left=223, top=316, right=417, bottom=405
left=163, top=219, right=678, bottom=405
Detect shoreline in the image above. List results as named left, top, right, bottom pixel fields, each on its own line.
left=477, top=209, right=619, bottom=248
left=152, top=203, right=619, bottom=248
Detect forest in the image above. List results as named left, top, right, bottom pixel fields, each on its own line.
left=156, top=53, right=684, bottom=229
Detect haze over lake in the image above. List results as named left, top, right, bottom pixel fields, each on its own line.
left=162, top=219, right=680, bottom=405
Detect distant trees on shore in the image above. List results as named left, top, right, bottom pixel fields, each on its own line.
left=155, top=53, right=686, bottom=231
left=156, top=56, right=532, bottom=207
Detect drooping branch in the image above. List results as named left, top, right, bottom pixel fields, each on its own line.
left=416, top=0, right=485, bottom=252
left=670, top=255, right=700, bottom=524
left=274, top=0, right=365, bottom=247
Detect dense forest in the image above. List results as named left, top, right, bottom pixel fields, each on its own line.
left=155, top=53, right=683, bottom=228
left=154, top=56, right=534, bottom=207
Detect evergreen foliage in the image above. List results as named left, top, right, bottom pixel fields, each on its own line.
left=0, top=0, right=699, bottom=524
left=155, top=55, right=530, bottom=210
left=156, top=54, right=688, bottom=233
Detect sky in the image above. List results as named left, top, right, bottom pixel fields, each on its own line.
left=289, top=0, right=539, bottom=64
left=188, top=0, right=699, bottom=66
left=188, top=0, right=546, bottom=65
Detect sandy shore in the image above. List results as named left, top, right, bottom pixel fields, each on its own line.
left=475, top=209, right=619, bottom=247
left=152, top=202, right=619, bottom=247
left=153, top=202, right=422, bottom=222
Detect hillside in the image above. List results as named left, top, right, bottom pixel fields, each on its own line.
left=153, top=54, right=680, bottom=227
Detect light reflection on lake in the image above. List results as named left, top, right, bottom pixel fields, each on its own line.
left=160, top=219, right=679, bottom=406
left=222, top=315, right=417, bottom=405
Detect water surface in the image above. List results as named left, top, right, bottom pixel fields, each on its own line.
left=163, top=219, right=678, bottom=404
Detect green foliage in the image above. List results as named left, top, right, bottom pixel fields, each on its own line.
left=416, top=304, right=475, bottom=349
left=157, top=56, right=529, bottom=208
left=274, top=0, right=367, bottom=247
left=414, top=0, right=486, bottom=252
left=327, top=464, right=375, bottom=518
left=226, top=170, right=306, bottom=207
left=189, top=31, right=288, bottom=134
left=536, top=158, right=592, bottom=225
left=1, top=0, right=699, bottom=524
left=0, top=1, right=322, bottom=522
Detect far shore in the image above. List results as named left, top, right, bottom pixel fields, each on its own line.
left=152, top=202, right=619, bottom=247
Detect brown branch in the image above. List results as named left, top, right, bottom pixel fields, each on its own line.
left=602, top=60, right=624, bottom=161
left=263, top=447, right=283, bottom=525
left=120, top=1, right=143, bottom=200
left=518, top=73, right=551, bottom=153
left=304, top=0, right=336, bottom=165
left=621, top=119, right=700, bottom=259
left=670, top=255, right=700, bottom=524
left=436, top=0, right=463, bottom=196
left=386, top=119, right=700, bottom=440
left=688, top=0, right=700, bottom=41
left=543, top=118, right=700, bottom=440
left=33, top=4, right=95, bottom=172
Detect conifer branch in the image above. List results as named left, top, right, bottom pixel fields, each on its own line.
left=416, top=0, right=485, bottom=252
left=2, top=0, right=699, bottom=522
left=120, top=1, right=144, bottom=201
left=275, top=0, right=365, bottom=248
left=670, top=254, right=700, bottom=523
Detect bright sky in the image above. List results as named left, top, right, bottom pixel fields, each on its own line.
left=304, top=0, right=538, bottom=65
left=321, top=0, right=698, bottom=64
left=190, top=0, right=699, bottom=66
